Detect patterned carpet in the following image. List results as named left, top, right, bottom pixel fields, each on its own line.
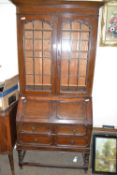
left=0, top=150, right=92, bottom=175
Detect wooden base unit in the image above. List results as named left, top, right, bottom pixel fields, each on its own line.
left=16, top=96, right=92, bottom=170
left=10, top=0, right=104, bottom=172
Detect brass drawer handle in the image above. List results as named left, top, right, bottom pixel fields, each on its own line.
left=73, top=130, right=76, bottom=134
left=32, top=126, right=36, bottom=131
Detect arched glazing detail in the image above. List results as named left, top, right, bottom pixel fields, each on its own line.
left=60, top=20, right=91, bottom=92
left=23, top=20, right=52, bottom=91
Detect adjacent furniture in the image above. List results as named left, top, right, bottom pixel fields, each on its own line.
left=0, top=102, right=17, bottom=175
left=10, top=0, right=104, bottom=171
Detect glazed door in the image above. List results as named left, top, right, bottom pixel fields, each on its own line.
left=56, top=16, right=98, bottom=96
left=18, top=14, right=98, bottom=97
left=18, top=15, right=57, bottom=95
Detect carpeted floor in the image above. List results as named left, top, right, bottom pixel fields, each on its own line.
left=0, top=149, right=92, bottom=175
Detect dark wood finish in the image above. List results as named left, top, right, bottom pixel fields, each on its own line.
left=18, top=14, right=97, bottom=97
left=0, top=102, right=17, bottom=175
left=8, top=153, right=15, bottom=175
left=10, top=0, right=104, bottom=171
left=93, top=127, right=117, bottom=134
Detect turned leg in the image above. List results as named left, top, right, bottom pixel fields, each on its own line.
left=83, top=152, right=89, bottom=172
left=8, top=152, right=15, bottom=175
left=17, top=150, right=26, bottom=169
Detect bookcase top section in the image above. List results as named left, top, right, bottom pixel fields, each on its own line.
left=10, top=0, right=104, bottom=8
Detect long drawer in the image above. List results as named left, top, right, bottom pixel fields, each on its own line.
left=18, top=123, right=87, bottom=136
left=18, top=133, right=89, bottom=147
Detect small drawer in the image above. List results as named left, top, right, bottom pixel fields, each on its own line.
left=18, top=123, right=50, bottom=133
left=73, top=136, right=88, bottom=146
left=72, top=126, right=86, bottom=136
left=56, top=125, right=73, bottom=135
left=19, top=133, right=52, bottom=145
left=56, top=125, right=86, bottom=136
left=56, top=135, right=88, bottom=146
left=56, top=136, right=74, bottom=145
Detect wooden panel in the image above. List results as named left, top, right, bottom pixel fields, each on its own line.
left=56, top=101, right=86, bottom=121
left=0, top=103, right=17, bottom=153
left=20, top=100, right=54, bottom=121
left=10, top=0, right=104, bottom=8
left=16, top=97, right=92, bottom=123
left=0, top=117, right=8, bottom=152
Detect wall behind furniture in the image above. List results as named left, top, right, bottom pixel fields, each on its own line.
left=0, top=1, right=18, bottom=82
left=0, top=1, right=117, bottom=128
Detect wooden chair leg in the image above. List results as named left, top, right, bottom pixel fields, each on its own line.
left=83, top=152, right=90, bottom=172
left=17, top=150, right=26, bottom=169
left=8, top=152, right=15, bottom=175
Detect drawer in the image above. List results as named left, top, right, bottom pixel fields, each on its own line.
left=73, top=136, right=88, bottom=145
left=56, top=136, right=74, bottom=145
left=56, top=135, right=88, bottom=146
left=18, top=123, right=87, bottom=136
left=56, top=125, right=86, bottom=136
left=18, top=123, right=50, bottom=134
left=19, top=133, right=52, bottom=145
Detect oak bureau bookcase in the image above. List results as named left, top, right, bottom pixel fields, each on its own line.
left=10, top=0, right=104, bottom=171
